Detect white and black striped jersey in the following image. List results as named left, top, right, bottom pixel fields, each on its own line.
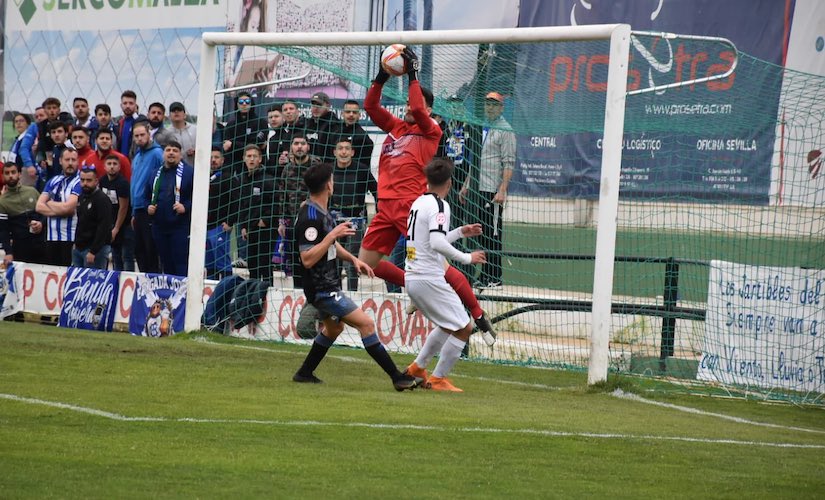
left=405, top=192, right=470, bottom=280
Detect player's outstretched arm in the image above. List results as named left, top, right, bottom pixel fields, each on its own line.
left=447, top=223, right=482, bottom=242
left=430, top=230, right=473, bottom=265
left=364, top=54, right=398, bottom=133
left=407, top=81, right=438, bottom=136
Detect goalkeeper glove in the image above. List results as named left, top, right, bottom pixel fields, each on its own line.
left=402, top=47, right=420, bottom=81
left=373, top=60, right=390, bottom=85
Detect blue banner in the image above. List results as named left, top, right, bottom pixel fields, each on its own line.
left=514, top=0, right=793, bottom=204
left=58, top=267, right=120, bottom=331
left=0, top=263, right=22, bottom=320
left=129, top=274, right=188, bottom=337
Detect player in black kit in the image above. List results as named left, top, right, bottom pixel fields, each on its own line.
left=292, top=162, right=423, bottom=391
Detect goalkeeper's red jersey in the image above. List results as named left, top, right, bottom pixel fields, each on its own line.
left=364, top=80, right=442, bottom=202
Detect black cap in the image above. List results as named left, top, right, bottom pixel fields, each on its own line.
left=311, top=92, right=330, bottom=105
left=169, top=101, right=186, bottom=112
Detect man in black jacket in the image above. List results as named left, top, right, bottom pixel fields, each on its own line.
left=305, top=92, right=342, bottom=162
left=339, top=99, right=374, bottom=167
left=223, top=91, right=267, bottom=174
left=331, top=137, right=377, bottom=291
left=228, top=144, right=277, bottom=282
left=73, top=165, right=113, bottom=269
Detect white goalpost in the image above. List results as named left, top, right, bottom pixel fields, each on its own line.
left=184, top=25, right=631, bottom=385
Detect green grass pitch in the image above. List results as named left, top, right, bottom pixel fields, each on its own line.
left=1, top=323, right=824, bottom=498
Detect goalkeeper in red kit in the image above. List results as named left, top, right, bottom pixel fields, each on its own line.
left=360, top=46, right=497, bottom=339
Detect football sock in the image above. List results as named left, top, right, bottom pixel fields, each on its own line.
left=363, top=333, right=401, bottom=379
left=374, top=260, right=405, bottom=287
left=446, top=266, right=483, bottom=319
left=414, top=327, right=450, bottom=369
left=432, top=334, right=466, bottom=378
left=297, top=333, right=333, bottom=376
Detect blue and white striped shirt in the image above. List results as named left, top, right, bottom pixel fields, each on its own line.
left=43, top=172, right=82, bottom=242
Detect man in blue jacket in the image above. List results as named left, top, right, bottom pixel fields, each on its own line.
left=147, top=141, right=194, bottom=277
left=131, top=122, right=163, bottom=273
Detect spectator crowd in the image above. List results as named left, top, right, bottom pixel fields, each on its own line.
left=0, top=90, right=378, bottom=289
left=1, top=87, right=512, bottom=290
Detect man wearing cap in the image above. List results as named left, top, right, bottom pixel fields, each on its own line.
left=169, top=102, right=197, bottom=165
left=305, top=92, right=342, bottom=162
left=459, top=91, right=516, bottom=288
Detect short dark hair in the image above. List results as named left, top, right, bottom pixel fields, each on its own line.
left=165, top=140, right=182, bottom=151
left=73, top=97, right=88, bottom=105
left=291, top=132, right=306, bottom=142
left=96, top=128, right=113, bottom=139
left=71, top=127, right=90, bottom=137
left=420, top=87, right=434, bottom=108
left=268, top=104, right=283, bottom=113
left=343, top=99, right=360, bottom=108
left=14, top=113, right=32, bottom=125
left=211, top=146, right=223, bottom=153
left=148, top=102, right=166, bottom=113
left=94, top=103, right=111, bottom=115
left=104, top=154, right=121, bottom=163
left=3, top=162, right=19, bottom=173
left=424, top=157, right=454, bottom=187
left=121, top=90, right=137, bottom=100
left=48, top=121, right=68, bottom=133
left=303, top=163, right=334, bottom=194
left=42, top=97, right=61, bottom=108
left=335, top=136, right=352, bottom=146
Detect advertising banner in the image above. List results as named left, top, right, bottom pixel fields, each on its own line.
left=228, top=287, right=434, bottom=355
left=6, top=0, right=226, bottom=31
left=699, top=260, right=825, bottom=394
left=13, top=264, right=216, bottom=326
left=58, top=267, right=120, bottom=331
left=0, top=263, right=23, bottom=319
left=515, top=0, right=791, bottom=204
left=129, top=273, right=188, bottom=337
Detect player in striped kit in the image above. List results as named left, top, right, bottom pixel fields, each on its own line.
left=404, top=158, right=486, bottom=392
left=35, top=148, right=82, bottom=266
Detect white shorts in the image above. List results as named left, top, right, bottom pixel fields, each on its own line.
left=405, top=278, right=471, bottom=332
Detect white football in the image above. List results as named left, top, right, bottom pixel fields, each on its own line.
left=381, top=44, right=407, bottom=76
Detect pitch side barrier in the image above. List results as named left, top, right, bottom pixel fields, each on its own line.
left=478, top=252, right=708, bottom=369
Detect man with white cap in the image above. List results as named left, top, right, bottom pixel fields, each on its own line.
left=459, top=91, right=516, bottom=288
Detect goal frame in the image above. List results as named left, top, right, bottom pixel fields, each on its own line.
left=185, top=25, right=632, bottom=385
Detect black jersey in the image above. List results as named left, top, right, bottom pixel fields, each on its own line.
left=294, top=200, right=341, bottom=302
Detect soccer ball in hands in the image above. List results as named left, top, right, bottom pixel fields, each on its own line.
left=381, top=44, right=408, bottom=76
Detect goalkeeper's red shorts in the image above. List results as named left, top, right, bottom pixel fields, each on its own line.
left=361, top=198, right=415, bottom=256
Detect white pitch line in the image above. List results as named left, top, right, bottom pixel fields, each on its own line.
left=612, top=389, right=825, bottom=435
left=1, top=393, right=823, bottom=450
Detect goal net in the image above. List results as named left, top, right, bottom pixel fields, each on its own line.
left=187, top=27, right=825, bottom=404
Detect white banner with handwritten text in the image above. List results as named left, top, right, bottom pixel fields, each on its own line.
left=699, top=260, right=825, bottom=394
